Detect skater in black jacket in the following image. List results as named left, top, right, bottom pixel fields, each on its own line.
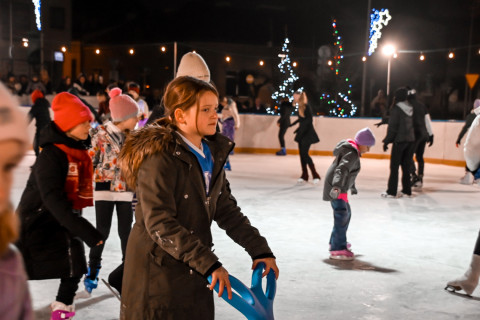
left=381, top=87, right=415, bottom=198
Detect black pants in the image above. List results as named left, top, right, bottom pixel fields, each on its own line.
left=278, top=124, right=289, bottom=148
left=474, top=230, right=480, bottom=256
left=33, top=132, right=40, bottom=156
left=88, top=201, right=133, bottom=267
left=56, top=276, right=82, bottom=305
left=298, top=140, right=314, bottom=166
left=387, top=142, right=415, bottom=195
left=410, top=138, right=427, bottom=176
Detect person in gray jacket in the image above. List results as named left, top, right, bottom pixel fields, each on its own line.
left=323, top=127, right=376, bottom=260
left=382, top=87, right=415, bottom=198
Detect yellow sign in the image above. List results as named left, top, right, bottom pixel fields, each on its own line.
left=466, top=74, right=479, bottom=89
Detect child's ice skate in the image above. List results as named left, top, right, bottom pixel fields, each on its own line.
left=445, top=255, right=480, bottom=296
left=412, top=174, right=423, bottom=188
left=224, top=160, right=231, bottom=171
left=330, top=249, right=354, bottom=260
left=460, top=172, right=474, bottom=185
left=275, top=147, right=286, bottom=156
left=50, top=301, right=75, bottom=320
left=329, top=242, right=351, bottom=251
left=82, top=265, right=101, bottom=296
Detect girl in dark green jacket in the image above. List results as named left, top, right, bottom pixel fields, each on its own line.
left=118, top=76, right=278, bottom=320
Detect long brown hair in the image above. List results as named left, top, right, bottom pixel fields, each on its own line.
left=298, top=92, right=308, bottom=117
left=163, top=76, right=218, bottom=133
left=0, top=204, right=18, bottom=256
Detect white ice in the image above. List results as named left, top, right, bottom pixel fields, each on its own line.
left=11, top=152, right=480, bottom=319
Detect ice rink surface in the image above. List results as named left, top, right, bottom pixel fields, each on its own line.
left=11, top=152, right=480, bottom=319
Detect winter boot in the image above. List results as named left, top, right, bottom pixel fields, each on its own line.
left=308, top=163, right=321, bottom=184
left=446, top=254, right=480, bottom=295
left=460, top=172, right=474, bottom=185
left=84, top=265, right=101, bottom=294
left=275, top=148, right=287, bottom=156
left=297, top=164, right=308, bottom=184
left=51, top=301, right=75, bottom=320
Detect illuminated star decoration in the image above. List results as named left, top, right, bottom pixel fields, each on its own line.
left=270, top=37, right=303, bottom=115
left=368, top=8, right=391, bottom=56
left=326, top=20, right=357, bottom=117
left=32, top=0, right=42, bottom=31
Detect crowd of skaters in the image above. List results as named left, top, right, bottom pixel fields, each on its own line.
left=0, top=49, right=480, bottom=319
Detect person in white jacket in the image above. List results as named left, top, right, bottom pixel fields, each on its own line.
left=445, top=99, right=480, bottom=296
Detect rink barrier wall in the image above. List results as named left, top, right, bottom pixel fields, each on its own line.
left=19, top=102, right=467, bottom=167
left=232, top=114, right=467, bottom=168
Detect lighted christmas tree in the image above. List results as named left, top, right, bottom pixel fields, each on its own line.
left=320, top=19, right=357, bottom=117
left=270, top=38, right=301, bottom=114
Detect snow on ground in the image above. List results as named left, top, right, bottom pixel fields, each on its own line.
left=11, top=152, right=480, bottom=319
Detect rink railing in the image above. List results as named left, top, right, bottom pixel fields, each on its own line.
left=232, top=114, right=466, bottom=167
left=19, top=100, right=467, bottom=167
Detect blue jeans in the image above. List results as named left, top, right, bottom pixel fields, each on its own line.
left=329, top=199, right=351, bottom=251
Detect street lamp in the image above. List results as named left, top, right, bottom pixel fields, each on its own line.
left=382, top=44, right=396, bottom=97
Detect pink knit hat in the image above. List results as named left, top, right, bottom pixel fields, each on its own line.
left=108, top=88, right=139, bottom=122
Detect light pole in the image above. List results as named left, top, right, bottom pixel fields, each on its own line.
left=382, top=44, right=396, bottom=97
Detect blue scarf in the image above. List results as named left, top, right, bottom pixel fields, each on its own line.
left=188, top=141, right=214, bottom=194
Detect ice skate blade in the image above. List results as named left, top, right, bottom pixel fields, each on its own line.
left=102, top=278, right=121, bottom=301
left=329, top=255, right=354, bottom=261
left=444, top=285, right=479, bottom=299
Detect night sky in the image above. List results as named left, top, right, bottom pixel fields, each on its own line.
left=72, top=0, right=479, bottom=53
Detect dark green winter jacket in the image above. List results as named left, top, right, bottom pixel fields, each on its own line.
left=118, top=122, right=274, bottom=320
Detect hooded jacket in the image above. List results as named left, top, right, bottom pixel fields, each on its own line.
left=383, top=101, right=415, bottom=144
left=118, top=121, right=273, bottom=320
left=323, top=140, right=361, bottom=201
left=16, top=122, right=103, bottom=280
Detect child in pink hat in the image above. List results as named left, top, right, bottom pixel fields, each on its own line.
left=81, top=87, right=139, bottom=297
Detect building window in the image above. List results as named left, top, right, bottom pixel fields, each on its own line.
left=50, top=7, right=65, bottom=30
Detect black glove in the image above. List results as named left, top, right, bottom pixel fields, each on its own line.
left=351, top=187, right=358, bottom=195
left=383, top=143, right=388, bottom=152
left=329, top=187, right=340, bottom=199
left=428, top=135, right=434, bottom=147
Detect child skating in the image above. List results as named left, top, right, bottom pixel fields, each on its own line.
left=16, top=92, right=104, bottom=320
left=118, top=76, right=279, bottom=319
left=323, top=127, right=376, bottom=260
left=82, top=88, right=139, bottom=296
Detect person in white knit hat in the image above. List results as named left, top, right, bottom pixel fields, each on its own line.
left=147, top=52, right=211, bottom=124
left=445, top=99, right=480, bottom=296
left=0, top=82, right=34, bottom=319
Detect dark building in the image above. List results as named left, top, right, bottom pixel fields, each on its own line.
left=0, top=0, right=72, bottom=89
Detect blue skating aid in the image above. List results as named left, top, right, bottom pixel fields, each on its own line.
left=208, top=262, right=276, bottom=320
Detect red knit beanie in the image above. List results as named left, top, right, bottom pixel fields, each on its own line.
left=52, top=92, right=93, bottom=132
left=31, top=89, right=44, bottom=104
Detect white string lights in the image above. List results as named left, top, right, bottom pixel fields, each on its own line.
left=32, top=0, right=42, bottom=31
left=323, top=19, right=357, bottom=118
left=368, top=8, right=391, bottom=56
left=270, top=38, right=302, bottom=115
